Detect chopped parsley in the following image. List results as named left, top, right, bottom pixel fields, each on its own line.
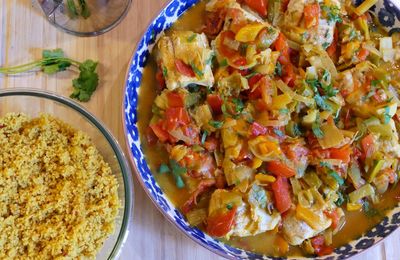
left=226, top=203, right=233, bottom=210
left=273, top=129, right=285, bottom=137
left=209, top=120, right=224, bottom=129
left=190, top=62, right=204, bottom=77
left=371, top=80, right=380, bottom=87
left=335, top=191, right=346, bottom=206
left=279, top=108, right=289, bottom=114
left=158, top=163, right=170, bottom=174
left=322, top=84, right=339, bottom=97
left=322, top=42, right=330, bottom=49
left=162, top=66, right=168, bottom=77
left=170, top=160, right=187, bottom=189
left=201, top=130, right=208, bottom=144
left=383, top=106, right=391, bottom=124
left=322, top=70, right=330, bottom=82
left=275, top=61, right=282, bottom=76
left=349, top=29, right=358, bottom=41
left=219, top=59, right=228, bottom=67
left=187, top=34, right=197, bottom=42
left=312, top=120, right=324, bottom=138
left=233, top=98, right=244, bottom=114
left=328, top=170, right=345, bottom=185
left=322, top=5, right=343, bottom=24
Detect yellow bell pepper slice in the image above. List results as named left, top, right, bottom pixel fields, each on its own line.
left=270, top=93, right=292, bottom=110
left=347, top=202, right=363, bottom=211
left=255, top=173, right=276, bottom=183
left=252, top=157, right=263, bottom=169
left=296, top=205, right=323, bottom=230
left=235, top=23, right=266, bottom=42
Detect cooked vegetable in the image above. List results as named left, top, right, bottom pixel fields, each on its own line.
left=142, top=0, right=400, bottom=257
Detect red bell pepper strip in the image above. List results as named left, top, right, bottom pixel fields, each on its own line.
left=167, top=92, right=184, bottom=108
left=244, top=0, right=268, bottom=17
left=304, top=4, right=320, bottom=28
left=207, top=94, right=223, bottom=114
left=271, top=176, right=292, bottom=213
left=266, top=161, right=296, bottom=178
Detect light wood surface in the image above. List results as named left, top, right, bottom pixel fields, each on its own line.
left=0, top=1, right=398, bottom=259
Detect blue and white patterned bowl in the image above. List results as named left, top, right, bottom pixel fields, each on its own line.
left=123, top=0, right=400, bottom=258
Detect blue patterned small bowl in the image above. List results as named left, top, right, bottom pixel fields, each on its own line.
left=123, top=0, right=400, bottom=259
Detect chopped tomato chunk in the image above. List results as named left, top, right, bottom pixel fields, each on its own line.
left=175, top=59, right=195, bottom=77
left=167, top=92, right=184, bottom=107
left=206, top=207, right=237, bottom=237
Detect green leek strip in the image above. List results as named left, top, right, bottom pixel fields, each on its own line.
left=349, top=184, right=375, bottom=203
left=170, top=160, right=187, bottom=188
left=367, top=160, right=384, bottom=183
left=354, top=0, right=378, bottom=16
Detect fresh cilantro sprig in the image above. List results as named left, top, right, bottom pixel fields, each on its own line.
left=0, top=49, right=99, bottom=102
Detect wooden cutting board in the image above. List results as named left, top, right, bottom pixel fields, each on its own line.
left=0, top=1, right=398, bottom=259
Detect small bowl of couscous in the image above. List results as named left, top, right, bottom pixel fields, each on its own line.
left=0, top=88, right=133, bottom=259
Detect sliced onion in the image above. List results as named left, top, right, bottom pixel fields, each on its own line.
left=276, top=80, right=315, bottom=106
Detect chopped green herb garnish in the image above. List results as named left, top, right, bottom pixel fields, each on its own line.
left=187, top=34, right=197, bottom=42
left=170, top=159, right=187, bottom=188
left=322, top=42, right=330, bottom=49
left=209, top=120, right=224, bottom=129
left=273, top=129, right=284, bottom=137
left=383, top=106, right=391, bottom=124
left=335, top=191, right=346, bottom=206
left=275, top=61, right=282, bottom=76
left=219, top=59, right=228, bottom=67
left=279, top=108, right=289, bottom=114
left=162, top=66, right=168, bottom=78
left=201, top=130, right=208, bottom=144
left=322, top=5, right=342, bottom=24
left=190, top=63, right=204, bottom=77
left=320, top=161, right=333, bottom=169
left=226, top=203, right=233, bottom=210
left=67, top=0, right=91, bottom=19
left=312, top=120, right=324, bottom=138
left=233, top=98, right=244, bottom=114
left=158, top=163, right=170, bottom=174
left=328, top=170, right=345, bottom=185
left=322, top=70, right=330, bottom=82
left=321, top=84, right=339, bottom=97
left=371, top=80, right=380, bottom=87
left=349, top=29, right=357, bottom=41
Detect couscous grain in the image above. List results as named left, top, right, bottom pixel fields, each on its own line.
left=0, top=113, right=119, bottom=259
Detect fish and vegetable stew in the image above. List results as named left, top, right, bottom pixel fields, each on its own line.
left=138, top=0, right=400, bottom=256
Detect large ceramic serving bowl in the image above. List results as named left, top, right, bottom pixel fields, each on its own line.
left=123, top=0, right=400, bottom=259
left=0, top=88, right=133, bottom=260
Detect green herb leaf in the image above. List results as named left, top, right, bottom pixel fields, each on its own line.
left=162, top=66, right=168, bottom=78
left=209, top=120, right=224, bottom=129
left=232, top=98, right=244, bottom=114
left=320, top=161, right=333, bottom=169
left=312, top=120, right=324, bottom=138
left=273, top=129, right=284, bottom=137
left=322, top=42, right=330, bottom=49
left=279, top=108, right=289, bottom=114
left=42, top=49, right=65, bottom=59
left=226, top=203, right=233, bottom=210
left=219, top=59, right=228, bottom=67
left=201, top=130, right=208, bottom=144
left=158, top=163, right=170, bottom=174
left=322, top=70, right=330, bottom=82
left=170, top=159, right=187, bottom=189
left=70, top=60, right=99, bottom=102
left=275, top=61, right=282, bottom=76
left=321, top=84, right=339, bottom=97
left=335, top=191, right=346, bottom=206
left=371, top=80, right=380, bottom=87
left=187, top=34, right=197, bottom=42
left=190, top=62, right=204, bottom=77
left=328, top=170, right=345, bottom=185
left=384, top=106, right=391, bottom=124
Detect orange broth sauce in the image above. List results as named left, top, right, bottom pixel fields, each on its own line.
left=137, top=1, right=400, bottom=256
